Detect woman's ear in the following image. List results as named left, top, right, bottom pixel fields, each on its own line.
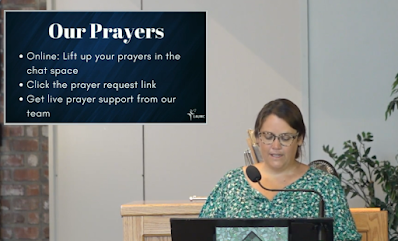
left=297, top=135, right=304, bottom=146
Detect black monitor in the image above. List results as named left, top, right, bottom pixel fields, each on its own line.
left=170, top=218, right=333, bottom=241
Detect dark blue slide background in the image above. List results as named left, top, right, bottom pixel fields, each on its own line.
left=5, top=11, right=206, bottom=123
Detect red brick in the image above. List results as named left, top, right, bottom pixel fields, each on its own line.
left=26, top=126, right=39, bottom=137
left=13, top=213, right=25, bottom=223
left=1, top=199, right=11, bottom=210
left=0, top=139, right=11, bottom=151
left=27, top=212, right=39, bottom=224
left=12, top=139, right=39, bottom=151
left=1, top=228, right=12, bottom=239
left=14, top=169, right=40, bottom=181
left=1, top=169, right=12, bottom=181
left=42, top=184, right=49, bottom=195
left=27, top=154, right=39, bottom=167
left=13, top=198, right=39, bottom=210
left=41, top=139, right=48, bottom=151
left=14, top=227, right=39, bottom=239
left=42, top=153, right=48, bottom=166
left=1, top=212, right=25, bottom=224
left=39, top=1, right=47, bottom=11
left=1, top=184, right=24, bottom=196
left=1, top=154, right=24, bottom=166
left=3, top=125, right=24, bottom=137
left=2, top=0, right=37, bottom=4
left=41, top=126, right=48, bottom=137
left=42, top=212, right=49, bottom=224
left=43, top=199, right=49, bottom=210
left=42, top=168, right=48, bottom=180
left=43, top=227, right=49, bottom=239
left=26, top=184, right=40, bottom=196
left=1, top=213, right=13, bottom=224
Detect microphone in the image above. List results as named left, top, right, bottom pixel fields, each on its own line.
left=246, top=165, right=327, bottom=241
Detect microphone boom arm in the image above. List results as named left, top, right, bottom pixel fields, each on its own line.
left=257, top=182, right=325, bottom=218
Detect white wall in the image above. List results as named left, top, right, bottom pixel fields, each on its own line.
left=143, top=0, right=304, bottom=200
left=49, top=3, right=144, bottom=241
left=308, top=1, right=398, bottom=207
left=49, top=1, right=398, bottom=239
left=51, top=125, right=143, bottom=241
left=50, top=1, right=305, bottom=241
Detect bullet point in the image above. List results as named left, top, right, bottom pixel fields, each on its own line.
left=19, top=83, right=23, bottom=87
left=19, top=97, right=23, bottom=101
left=19, top=54, right=23, bottom=59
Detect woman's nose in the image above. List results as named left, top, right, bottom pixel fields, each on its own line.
left=270, top=137, right=282, bottom=149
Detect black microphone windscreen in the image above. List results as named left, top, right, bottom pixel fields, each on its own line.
left=246, top=165, right=262, bottom=183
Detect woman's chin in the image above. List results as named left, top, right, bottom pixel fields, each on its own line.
left=265, top=158, right=287, bottom=169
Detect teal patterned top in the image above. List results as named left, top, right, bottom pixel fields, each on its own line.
left=199, top=166, right=361, bottom=241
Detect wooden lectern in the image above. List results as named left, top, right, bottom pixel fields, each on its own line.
left=120, top=202, right=388, bottom=241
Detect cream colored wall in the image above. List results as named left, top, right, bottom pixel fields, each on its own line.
left=49, top=3, right=144, bottom=241
left=142, top=0, right=305, bottom=200
left=49, top=1, right=305, bottom=241
left=308, top=0, right=398, bottom=207
left=51, top=126, right=143, bottom=241
left=49, top=2, right=398, bottom=240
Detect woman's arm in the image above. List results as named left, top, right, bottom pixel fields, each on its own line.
left=325, top=176, right=362, bottom=241
left=199, top=174, right=229, bottom=218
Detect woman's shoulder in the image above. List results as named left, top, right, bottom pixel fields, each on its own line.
left=221, top=166, right=245, bottom=179
left=306, top=165, right=338, bottom=178
left=214, top=167, right=247, bottom=186
left=209, top=167, right=247, bottom=192
left=301, top=166, right=341, bottom=188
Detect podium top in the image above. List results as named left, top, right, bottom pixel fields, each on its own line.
left=120, top=201, right=203, bottom=216
left=120, top=201, right=381, bottom=217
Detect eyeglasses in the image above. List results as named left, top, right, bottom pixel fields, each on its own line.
left=258, top=131, right=299, bottom=147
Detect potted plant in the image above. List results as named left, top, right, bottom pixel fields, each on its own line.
left=322, top=74, right=398, bottom=241
left=385, top=73, right=398, bottom=120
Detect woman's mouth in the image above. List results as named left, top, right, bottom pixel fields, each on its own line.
left=270, top=154, right=283, bottom=158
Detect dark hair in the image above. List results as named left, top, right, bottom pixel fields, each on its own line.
left=254, top=98, right=306, bottom=159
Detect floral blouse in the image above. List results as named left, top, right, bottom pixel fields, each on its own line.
left=199, top=166, right=361, bottom=241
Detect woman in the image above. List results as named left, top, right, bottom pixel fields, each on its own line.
left=199, top=98, right=361, bottom=241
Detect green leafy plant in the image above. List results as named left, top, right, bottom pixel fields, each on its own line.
left=323, top=133, right=398, bottom=241
left=385, top=73, right=398, bottom=120
left=323, top=75, right=398, bottom=241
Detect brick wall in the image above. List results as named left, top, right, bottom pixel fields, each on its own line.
left=1, top=0, right=49, bottom=240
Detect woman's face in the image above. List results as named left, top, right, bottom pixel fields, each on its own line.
left=258, top=114, right=303, bottom=170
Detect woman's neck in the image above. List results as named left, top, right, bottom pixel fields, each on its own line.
left=257, top=160, right=301, bottom=178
